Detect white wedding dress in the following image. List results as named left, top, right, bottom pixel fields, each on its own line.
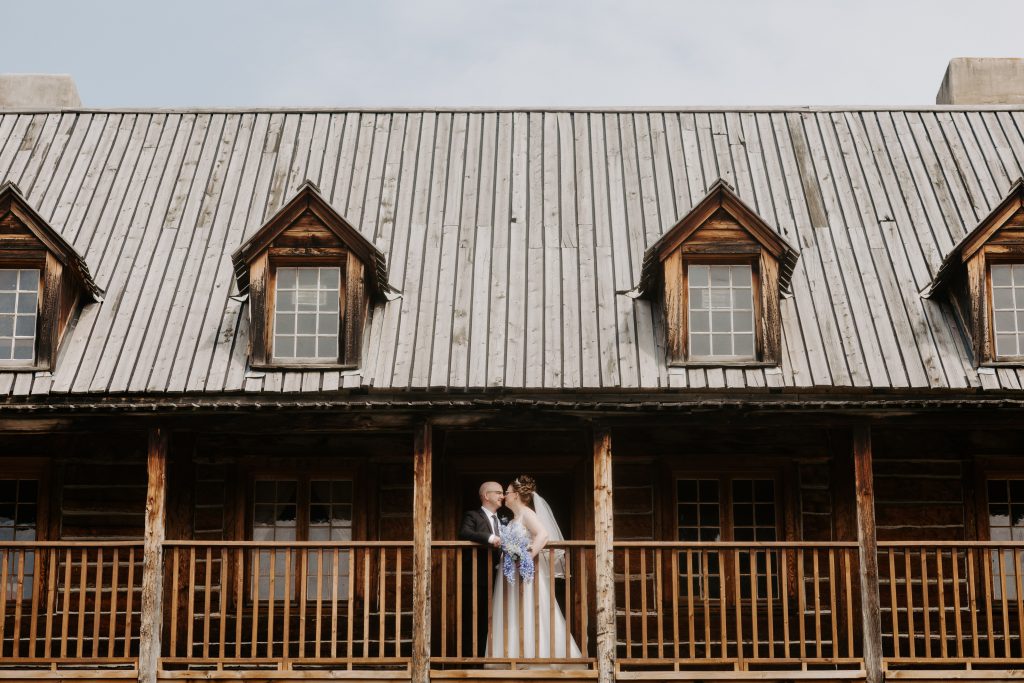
left=486, top=500, right=583, bottom=662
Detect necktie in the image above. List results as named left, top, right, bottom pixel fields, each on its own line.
left=491, top=514, right=499, bottom=537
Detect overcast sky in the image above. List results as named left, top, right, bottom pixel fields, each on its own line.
left=3, top=0, right=1023, bottom=107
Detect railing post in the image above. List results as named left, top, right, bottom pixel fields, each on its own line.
left=139, top=427, right=168, bottom=683
left=412, top=422, right=432, bottom=683
left=854, top=423, right=883, bottom=683
left=593, top=424, right=616, bottom=683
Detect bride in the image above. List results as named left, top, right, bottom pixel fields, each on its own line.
left=486, top=475, right=583, bottom=661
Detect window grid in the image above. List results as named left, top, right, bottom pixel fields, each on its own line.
left=1, top=479, right=38, bottom=600
left=252, top=478, right=354, bottom=601
left=987, top=478, right=1024, bottom=600
left=991, top=264, right=1024, bottom=358
left=733, top=479, right=778, bottom=599
left=687, top=264, right=755, bottom=360
left=0, top=269, right=39, bottom=362
left=273, top=266, right=340, bottom=361
left=677, top=479, right=722, bottom=597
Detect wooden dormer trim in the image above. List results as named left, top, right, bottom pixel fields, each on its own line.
left=230, top=181, right=390, bottom=370
left=631, top=180, right=798, bottom=366
left=0, top=181, right=100, bottom=372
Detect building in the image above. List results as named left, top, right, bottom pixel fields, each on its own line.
left=3, top=60, right=1024, bottom=683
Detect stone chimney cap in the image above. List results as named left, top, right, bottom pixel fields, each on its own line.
left=936, top=58, right=1024, bottom=105
left=0, top=74, right=81, bottom=109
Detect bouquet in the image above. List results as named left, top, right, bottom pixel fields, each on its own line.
left=499, top=522, right=535, bottom=584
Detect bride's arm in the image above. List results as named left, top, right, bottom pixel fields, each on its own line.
left=522, top=509, right=549, bottom=558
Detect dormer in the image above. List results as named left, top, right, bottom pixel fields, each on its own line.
left=0, top=181, right=100, bottom=371
left=231, top=181, right=390, bottom=370
left=632, top=180, right=798, bottom=366
left=926, top=178, right=1024, bottom=366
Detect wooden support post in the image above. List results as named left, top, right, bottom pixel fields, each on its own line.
left=593, top=425, right=616, bottom=683
left=854, top=424, right=882, bottom=683
left=139, top=428, right=168, bottom=683
left=412, top=423, right=432, bottom=683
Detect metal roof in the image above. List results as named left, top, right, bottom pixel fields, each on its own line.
left=1, top=108, right=1024, bottom=398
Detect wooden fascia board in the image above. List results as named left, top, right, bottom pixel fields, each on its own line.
left=231, top=186, right=386, bottom=296
left=0, top=187, right=100, bottom=301
left=959, top=194, right=1024, bottom=263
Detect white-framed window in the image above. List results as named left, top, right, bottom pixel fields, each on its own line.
left=991, top=264, right=1024, bottom=358
left=0, top=268, right=39, bottom=363
left=273, top=266, right=341, bottom=361
left=687, top=264, right=754, bottom=359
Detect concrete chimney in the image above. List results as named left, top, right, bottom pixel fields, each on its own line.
left=936, top=58, right=1024, bottom=105
left=0, top=74, right=81, bottom=108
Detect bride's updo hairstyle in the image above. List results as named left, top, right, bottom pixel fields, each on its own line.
left=511, top=475, right=536, bottom=508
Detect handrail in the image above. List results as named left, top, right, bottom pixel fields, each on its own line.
left=431, top=540, right=595, bottom=548
left=0, top=541, right=144, bottom=548
left=614, top=541, right=859, bottom=548
left=163, top=540, right=413, bottom=548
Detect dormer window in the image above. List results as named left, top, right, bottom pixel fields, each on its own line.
left=631, top=180, right=798, bottom=366
left=0, top=268, right=40, bottom=363
left=231, top=181, right=391, bottom=370
left=927, top=178, right=1024, bottom=366
left=0, top=182, right=100, bottom=371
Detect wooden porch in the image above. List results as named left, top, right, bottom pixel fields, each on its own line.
left=1, top=418, right=1024, bottom=683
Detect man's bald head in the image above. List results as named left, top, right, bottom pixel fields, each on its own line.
left=479, top=481, right=504, bottom=512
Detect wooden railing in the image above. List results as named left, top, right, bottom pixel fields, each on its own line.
left=614, top=542, right=863, bottom=671
left=161, top=541, right=413, bottom=669
left=0, top=541, right=143, bottom=666
left=430, top=541, right=596, bottom=668
left=880, top=541, right=1024, bottom=666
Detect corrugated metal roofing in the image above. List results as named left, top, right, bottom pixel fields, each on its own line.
left=1, top=108, right=1023, bottom=397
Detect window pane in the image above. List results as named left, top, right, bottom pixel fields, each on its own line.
left=17, top=292, right=36, bottom=314
left=296, top=313, right=317, bottom=334
left=321, top=268, right=340, bottom=289
left=993, top=265, right=1013, bottom=286
left=277, top=290, right=295, bottom=312
left=298, top=268, right=318, bottom=288
left=711, top=311, right=731, bottom=333
left=711, top=334, right=731, bottom=355
left=276, top=313, right=295, bottom=335
left=734, top=333, right=754, bottom=357
left=318, top=336, right=338, bottom=359
left=0, top=315, right=11, bottom=336
left=710, top=267, right=730, bottom=286
left=994, top=287, right=1014, bottom=309
left=12, top=339, right=32, bottom=360
left=690, top=310, right=709, bottom=333
left=0, top=293, right=14, bottom=312
left=319, top=313, right=339, bottom=335
left=15, top=315, right=34, bottom=336
left=296, top=336, right=315, bottom=358
left=277, top=268, right=296, bottom=289
left=0, top=271, right=16, bottom=290
left=690, top=334, right=710, bottom=356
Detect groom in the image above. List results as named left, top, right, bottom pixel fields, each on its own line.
left=457, top=481, right=507, bottom=657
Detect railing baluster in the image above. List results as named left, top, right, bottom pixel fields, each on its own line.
left=203, top=546, right=213, bottom=659
left=936, top=547, right=947, bottom=659
left=29, top=547, right=41, bottom=658
left=218, top=547, right=227, bottom=659
left=187, top=547, right=196, bottom=659
left=395, top=547, right=402, bottom=659
left=766, top=549, right=775, bottom=660
left=107, top=547, right=120, bottom=659
left=1016, top=549, right=1023, bottom=660
left=905, top=549, right=915, bottom=659
left=812, top=548, right=822, bottom=659
left=76, top=547, right=87, bottom=658
left=781, top=548, right=790, bottom=659
left=60, top=547, right=71, bottom=658
left=640, top=546, right=648, bottom=658
left=797, top=548, right=806, bottom=661
left=952, top=547, right=963, bottom=658
left=282, top=547, right=291, bottom=660
left=0, top=550, right=8, bottom=658
left=44, top=548, right=56, bottom=659
left=828, top=548, right=837, bottom=660
left=624, top=548, right=631, bottom=656
left=13, top=548, right=25, bottom=658
left=967, top=547, right=979, bottom=658
left=920, top=547, right=931, bottom=658
left=998, top=547, right=1011, bottom=658
left=92, top=547, right=102, bottom=657
left=983, top=546, right=995, bottom=657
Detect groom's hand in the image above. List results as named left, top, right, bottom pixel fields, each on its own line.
left=489, top=535, right=502, bottom=548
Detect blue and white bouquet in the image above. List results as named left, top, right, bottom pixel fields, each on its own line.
left=499, top=522, right=535, bottom=584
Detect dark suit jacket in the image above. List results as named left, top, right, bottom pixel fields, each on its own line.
left=458, top=508, right=501, bottom=545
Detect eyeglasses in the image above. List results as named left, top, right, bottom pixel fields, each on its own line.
left=486, top=489, right=503, bottom=495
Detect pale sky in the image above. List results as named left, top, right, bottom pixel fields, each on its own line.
left=3, top=0, right=1023, bottom=107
